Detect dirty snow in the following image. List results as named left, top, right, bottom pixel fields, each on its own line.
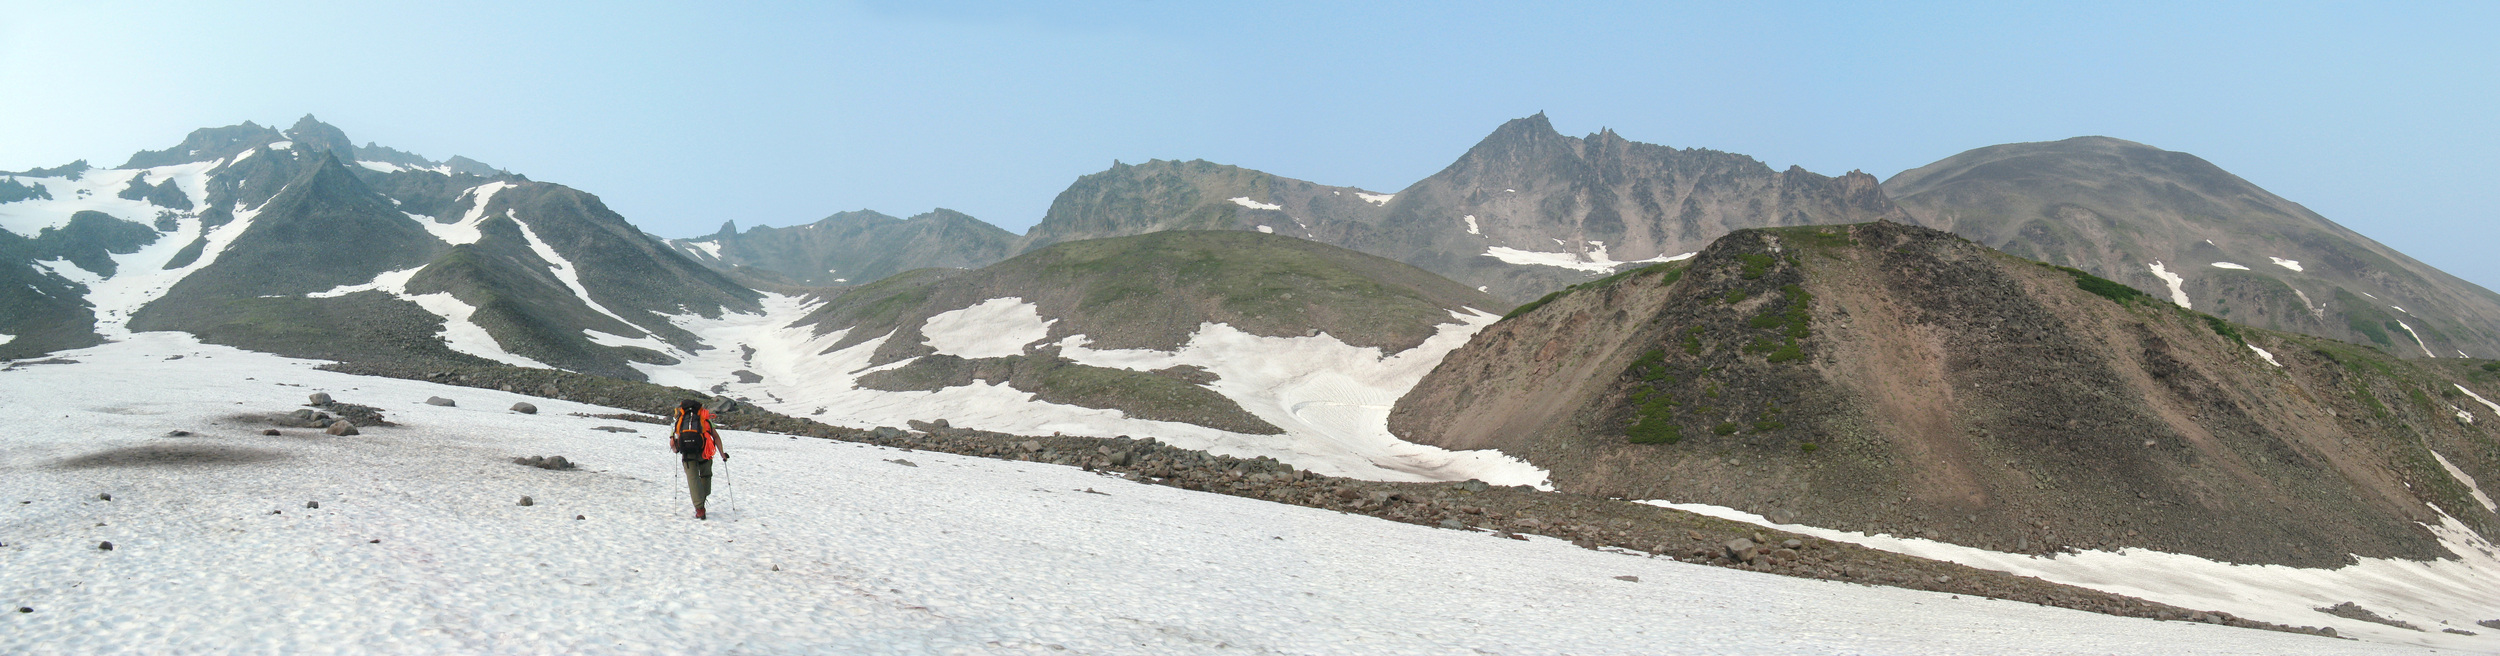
left=2211, top=262, right=2250, bottom=270
left=2248, top=344, right=2282, bottom=367
left=1355, top=192, right=1393, bottom=205
left=918, top=297, right=1053, bottom=359
left=2147, top=262, right=2191, bottom=309
left=2393, top=320, right=2437, bottom=358
left=1644, top=500, right=2500, bottom=651
left=2271, top=257, right=2305, bottom=272
left=0, top=334, right=2432, bottom=654
left=1226, top=197, right=1282, bottom=211
left=2431, top=450, right=2500, bottom=514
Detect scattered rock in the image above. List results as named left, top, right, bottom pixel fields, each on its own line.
left=368, top=539, right=380, bottom=544
left=326, top=420, right=358, bottom=436
left=2481, top=619, right=2500, bottom=630
left=518, top=496, right=534, bottom=507
left=262, top=429, right=280, bottom=436
left=1613, top=575, right=1640, bottom=583
left=165, top=430, right=191, bottom=437
left=425, top=396, right=456, bottom=407
left=1440, top=519, right=1467, bottom=529
left=731, top=370, right=763, bottom=384
left=576, top=515, right=585, bottom=520
left=308, top=392, right=332, bottom=405
left=97, top=493, right=112, bottom=501
left=929, top=418, right=950, bottom=429
left=2316, top=602, right=2420, bottom=631
left=1783, top=539, right=1803, bottom=549
left=887, top=459, right=918, bottom=467
left=873, top=426, right=908, bottom=440
left=520, top=456, right=545, bottom=467
left=15, top=607, right=28, bottom=613
left=513, top=455, right=576, bottom=470
left=1019, top=440, right=1044, bottom=453
left=1457, top=479, right=1491, bottom=493
left=2444, top=628, right=2477, bottom=636
left=591, top=426, right=637, bottom=434
left=511, top=402, right=537, bottom=415
left=305, top=501, right=319, bottom=509
left=97, top=541, right=113, bottom=551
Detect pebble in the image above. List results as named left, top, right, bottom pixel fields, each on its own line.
left=98, top=493, right=112, bottom=501
left=518, top=496, right=534, bottom=507
left=306, top=501, right=319, bottom=509
left=97, top=541, right=114, bottom=551
left=1613, top=575, right=1640, bottom=583
left=262, top=429, right=281, bottom=436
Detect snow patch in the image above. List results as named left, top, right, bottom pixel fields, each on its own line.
left=1355, top=192, right=1393, bottom=205
left=1462, top=215, right=1480, bottom=235
left=355, top=161, right=405, bottom=173
left=511, top=208, right=644, bottom=335
left=683, top=240, right=722, bottom=259
left=1227, top=197, right=1282, bottom=211
left=428, top=181, right=515, bottom=246
left=2431, top=451, right=2498, bottom=514
left=2455, top=384, right=2500, bottom=418
left=0, top=332, right=13, bottom=346
left=2210, top=262, right=2249, bottom=270
left=2146, top=261, right=2190, bottom=309
left=920, top=297, right=1054, bottom=359
left=2393, top=305, right=2409, bottom=314
left=1485, top=246, right=1695, bottom=273
left=1645, top=499, right=2500, bottom=650
left=2270, top=257, right=2304, bottom=272
left=1256, top=225, right=1273, bottom=234
left=2392, top=320, right=2436, bottom=357
left=2247, top=344, right=2281, bottom=367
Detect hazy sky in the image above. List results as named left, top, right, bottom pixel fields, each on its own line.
left=5, top=2, right=2496, bottom=288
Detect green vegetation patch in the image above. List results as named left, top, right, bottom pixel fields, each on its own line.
left=2201, top=314, right=2245, bottom=345
left=2056, top=265, right=2150, bottom=305
left=1738, top=252, right=1776, bottom=280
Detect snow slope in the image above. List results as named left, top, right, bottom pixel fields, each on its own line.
left=0, top=335, right=2441, bottom=654
left=1647, top=501, right=2500, bottom=651
left=632, top=295, right=1548, bottom=487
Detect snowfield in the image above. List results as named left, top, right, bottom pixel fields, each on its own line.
left=633, top=296, right=1550, bottom=488
left=0, top=334, right=2445, bottom=654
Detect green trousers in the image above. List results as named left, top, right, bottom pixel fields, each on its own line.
left=683, top=459, right=713, bottom=510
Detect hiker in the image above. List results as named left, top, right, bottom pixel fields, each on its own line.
left=671, top=399, right=728, bottom=519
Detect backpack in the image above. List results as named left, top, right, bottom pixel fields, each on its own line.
left=673, top=408, right=707, bottom=461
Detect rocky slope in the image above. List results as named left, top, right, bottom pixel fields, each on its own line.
left=2, top=116, right=758, bottom=378
left=667, top=208, right=1014, bottom=287
left=999, top=115, right=1911, bottom=304
left=1390, top=220, right=2500, bottom=568
left=1887, top=136, right=2500, bottom=359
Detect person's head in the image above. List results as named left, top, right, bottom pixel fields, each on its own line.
left=679, top=399, right=702, bottom=412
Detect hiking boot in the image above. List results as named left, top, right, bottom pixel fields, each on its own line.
left=696, top=508, right=707, bottom=520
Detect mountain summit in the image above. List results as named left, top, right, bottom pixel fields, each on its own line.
left=1887, top=136, right=2500, bottom=358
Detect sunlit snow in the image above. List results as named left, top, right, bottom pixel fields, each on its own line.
left=2455, top=384, right=2500, bottom=419
left=2432, top=450, right=2500, bottom=514
left=1485, top=245, right=1695, bottom=273
left=919, top=297, right=1053, bottom=359
left=1644, top=500, right=2500, bottom=650
left=2392, top=320, right=2437, bottom=358
left=2248, top=344, right=2282, bottom=367
left=1227, top=197, right=1282, bottom=211
left=2147, top=261, right=2191, bottom=309
left=1355, top=192, right=1393, bottom=205
left=2211, top=262, right=2250, bottom=270
left=2271, top=257, right=2305, bottom=272
left=1463, top=214, right=1480, bottom=235
left=0, top=334, right=2421, bottom=654
left=1256, top=225, right=1273, bottom=234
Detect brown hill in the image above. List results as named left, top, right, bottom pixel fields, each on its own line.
left=1389, top=220, right=2499, bottom=568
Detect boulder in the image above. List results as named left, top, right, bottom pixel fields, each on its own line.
left=326, top=420, right=358, bottom=436
left=518, top=496, right=534, bottom=507
left=305, top=501, right=319, bottom=509
left=511, top=402, right=537, bottom=415
left=1457, top=479, right=1491, bottom=493
left=1724, top=538, right=1760, bottom=562
left=425, top=396, right=456, bottom=407
left=1019, top=440, right=1044, bottom=453
left=546, top=456, right=571, bottom=470
left=262, top=429, right=280, bottom=436
left=308, top=392, right=332, bottom=405
left=873, top=426, right=908, bottom=440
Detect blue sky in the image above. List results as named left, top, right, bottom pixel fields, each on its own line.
left=4, top=1, right=2495, bottom=288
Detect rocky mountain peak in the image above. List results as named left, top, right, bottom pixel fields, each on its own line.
left=283, top=115, right=358, bottom=164
left=119, top=122, right=284, bottom=169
